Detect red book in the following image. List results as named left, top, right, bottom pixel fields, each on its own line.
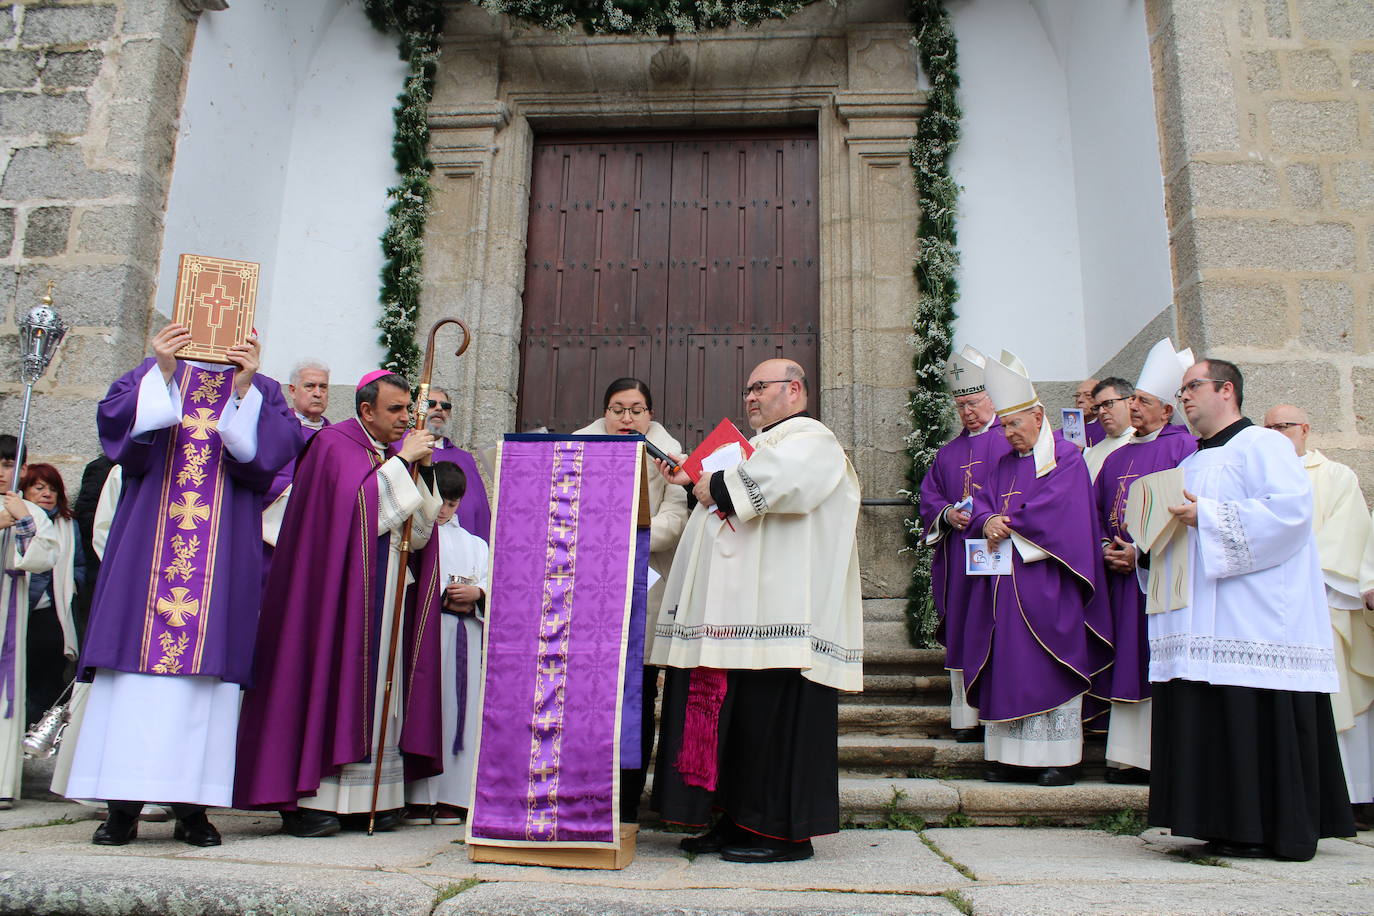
left=681, top=418, right=754, bottom=484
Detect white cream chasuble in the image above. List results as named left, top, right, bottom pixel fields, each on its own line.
left=651, top=416, right=864, bottom=691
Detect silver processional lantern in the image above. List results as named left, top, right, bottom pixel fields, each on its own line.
left=14, top=281, right=68, bottom=470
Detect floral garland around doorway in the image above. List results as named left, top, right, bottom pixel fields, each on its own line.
left=365, top=0, right=964, bottom=651
left=902, top=0, right=962, bottom=648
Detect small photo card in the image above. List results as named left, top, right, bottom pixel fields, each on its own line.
left=1061, top=407, right=1086, bottom=449
left=965, top=538, right=1012, bottom=576
left=952, top=495, right=974, bottom=514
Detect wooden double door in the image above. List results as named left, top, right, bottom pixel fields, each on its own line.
left=517, top=130, right=820, bottom=445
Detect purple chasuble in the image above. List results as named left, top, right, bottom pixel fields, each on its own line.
left=961, top=436, right=1113, bottom=722
left=233, top=418, right=444, bottom=809
left=1092, top=424, right=1197, bottom=703
left=919, top=416, right=1012, bottom=665
left=1083, top=418, right=1106, bottom=447
left=468, top=435, right=646, bottom=848
left=263, top=416, right=329, bottom=507
left=433, top=440, right=491, bottom=543
left=77, top=359, right=300, bottom=685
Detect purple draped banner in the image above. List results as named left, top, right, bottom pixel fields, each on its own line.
left=468, top=435, right=646, bottom=849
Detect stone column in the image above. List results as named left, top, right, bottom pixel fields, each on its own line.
left=1146, top=0, right=1374, bottom=487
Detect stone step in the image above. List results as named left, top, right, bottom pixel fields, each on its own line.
left=838, top=734, right=983, bottom=775
left=861, top=672, right=951, bottom=697
left=862, top=620, right=945, bottom=667
left=839, top=775, right=1148, bottom=827
left=839, top=702, right=950, bottom=735
left=860, top=597, right=907, bottom=622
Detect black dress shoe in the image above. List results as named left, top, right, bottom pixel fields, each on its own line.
left=953, top=726, right=985, bottom=743
left=720, top=838, right=814, bottom=863
left=983, top=763, right=1021, bottom=783
left=92, top=811, right=140, bottom=846
left=339, top=809, right=405, bottom=832
left=679, top=818, right=740, bottom=854
left=1036, top=766, right=1077, bottom=787
left=173, top=811, right=222, bottom=847
left=1204, top=840, right=1269, bottom=858
left=280, top=808, right=342, bottom=838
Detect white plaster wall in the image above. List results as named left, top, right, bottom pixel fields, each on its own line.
left=946, top=0, right=1087, bottom=381
left=155, top=0, right=406, bottom=384
left=1050, top=0, right=1173, bottom=371
left=947, top=0, right=1170, bottom=381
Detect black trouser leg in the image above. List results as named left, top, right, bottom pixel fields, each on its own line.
left=107, top=800, right=143, bottom=817
left=169, top=803, right=207, bottom=822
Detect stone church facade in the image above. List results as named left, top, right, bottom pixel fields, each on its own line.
left=0, top=0, right=1370, bottom=600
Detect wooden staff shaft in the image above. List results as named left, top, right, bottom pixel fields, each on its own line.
left=368, top=318, right=470, bottom=835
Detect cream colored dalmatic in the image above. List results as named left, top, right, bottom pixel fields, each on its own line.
left=650, top=416, right=863, bottom=692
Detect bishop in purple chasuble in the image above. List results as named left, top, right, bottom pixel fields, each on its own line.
left=233, top=418, right=444, bottom=810
left=962, top=437, right=1113, bottom=726
left=920, top=416, right=1012, bottom=672
left=467, top=435, right=647, bottom=849
left=77, top=358, right=300, bottom=685
left=1093, top=424, right=1198, bottom=706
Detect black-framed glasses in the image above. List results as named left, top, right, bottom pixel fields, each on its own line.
left=425, top=399, right=453, bottom=411
left=1094, top=396, right=1131, bottom=411
left=741, top=379, right=792, bottom=398
left=606, top=405, right=648, bottom=416
left=1175, top=378, right=1224, bottom=399
left=1265, top=421, right=1303, bottom=431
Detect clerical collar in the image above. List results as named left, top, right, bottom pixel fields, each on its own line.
left=1130, top=425, right=1164, bottom=444
left=762, top=411, right=811, bottom=433
left=1198, top=417, right=1252, bottom=449
left=297, top=413, right=325, bottom=429
left=969, top=416, right=995, bottom=437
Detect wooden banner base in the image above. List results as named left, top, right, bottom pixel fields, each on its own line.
left=468, top=824, right=637, bottom=870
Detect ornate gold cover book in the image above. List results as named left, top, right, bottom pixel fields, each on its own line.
left=172, top=254, right=259, bottom=364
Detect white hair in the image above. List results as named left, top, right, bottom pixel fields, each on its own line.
left=289, top=358, right=330, bottom=386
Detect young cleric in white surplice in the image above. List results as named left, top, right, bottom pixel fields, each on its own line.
left=404, top=461, right=488, bottom=825
left=1262, top=403, right=1374, bottom=814
left=1147, top=358, right=1353, bottom=862
left=0, top=460, right=60, bottom=807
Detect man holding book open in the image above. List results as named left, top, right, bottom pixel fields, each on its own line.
left=648, top=358, right=863, bottom=864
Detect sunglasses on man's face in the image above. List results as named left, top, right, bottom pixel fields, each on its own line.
left=425, top=400, right=453, bottom=411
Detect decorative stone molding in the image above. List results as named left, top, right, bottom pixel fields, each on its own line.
left=180, top=0, right=230, bottom=12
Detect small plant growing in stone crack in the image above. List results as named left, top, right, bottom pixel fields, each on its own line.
left=1166, top=847, right=1231, bottom=868
left=1093, top=809, right=1147, bottom=836
left=876, top=786, right=926, bottom=831
left=432, top=878, right=482, bottom=906
left=942, top=811, right=975, bottom=828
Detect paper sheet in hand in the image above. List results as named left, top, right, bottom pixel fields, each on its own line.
left=172, top=254, right=259, bottom=364
left=1126, top=468, right=1190, bottom=614
left=965, top=538, right=1012, bottom=576
left=1061, top=408, right=1087, bottom=449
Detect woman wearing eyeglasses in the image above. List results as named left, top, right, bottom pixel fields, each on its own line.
left=575, top=378, right=689, bottom=822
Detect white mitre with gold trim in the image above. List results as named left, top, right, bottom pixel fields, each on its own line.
left=944, top=345, right=987, bottom=397
left=1135, top=337, right=1194, bottom=404
left=985, top=350, right=1056, bottom=477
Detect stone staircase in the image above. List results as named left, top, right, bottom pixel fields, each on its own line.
left=839, top=599, right=1147, bottom=826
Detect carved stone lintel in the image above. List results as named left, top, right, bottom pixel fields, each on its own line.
left=181, top=0, right=230, bottom=12
left=649, top=46, right=691, bottom=86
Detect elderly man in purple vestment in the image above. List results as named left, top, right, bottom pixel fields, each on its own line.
left=961, top=351, right=1112, bottom=787
left=1093, top=339, right=1196, bottom=784
left=235, top=370, right=444, bottom=838
left=262, top=358, right=332, bottom=547
left=65, top=323, right=300, bottom=847
left=919, top=345, right=1010, bottom=743
left=423, top=386, right=491, bottom=543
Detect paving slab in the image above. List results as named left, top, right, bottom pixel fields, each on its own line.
left=418, top=830, right=692, bottom=888
left=1138, top=828, right=1374, bottom=884
left=923, top=827, right=1260, bottom=884
left=0, top=800, right=96, bottom=831
left=178, top=813, right=462, bottom=868
left=435, top=882, right=963, bottom=915
left=0, top=853, right=440, bottom=916
left=957, top=880, right=1374, bottom=916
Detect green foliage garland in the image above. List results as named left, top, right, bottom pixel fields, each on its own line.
left=902, top=0, right=962, bottom=647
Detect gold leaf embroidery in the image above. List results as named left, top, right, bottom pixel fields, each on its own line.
left=152, top=631, right=190, bottom=674
left=176, top=443, right=211, bottom=488
left=162, top=533, right=201, bottom=583
left=181, top=408, right=219, bottom=441
left=155, top=586, right=200, bottom=627
left=190, top=371, right=225, bottom=406
left=168, top=492, right=211, bottom=530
